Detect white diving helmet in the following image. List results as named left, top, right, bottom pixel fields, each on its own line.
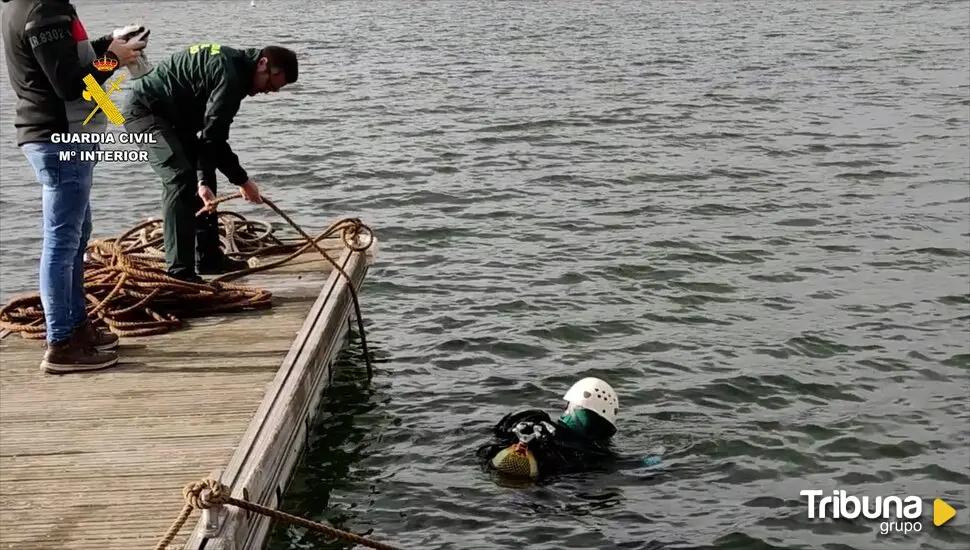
left=563, top=377, right=619, bottom=429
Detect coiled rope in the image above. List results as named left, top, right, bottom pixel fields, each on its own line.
left=0, top=193, right=375, bottom=378
left=154, top=477, right=405, bottom=550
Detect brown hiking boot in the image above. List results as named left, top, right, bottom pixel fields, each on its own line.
left=75, top=319, right=119, bottom=351
left=40, top=334, right=118, bottom=374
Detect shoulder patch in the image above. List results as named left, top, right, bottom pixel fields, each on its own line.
left=71, top=18, right=88, bottom=42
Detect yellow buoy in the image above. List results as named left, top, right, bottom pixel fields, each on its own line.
left=490, top=443, right=539, bottom=479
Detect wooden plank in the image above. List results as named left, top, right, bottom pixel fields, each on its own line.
left=183, top=245, right=373, bottom=549
left=0, top=238, right=376, bottom=550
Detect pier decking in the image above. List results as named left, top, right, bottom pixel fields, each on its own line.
left=0, top=237, right=375, bottom=550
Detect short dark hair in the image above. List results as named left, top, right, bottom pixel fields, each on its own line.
left=260, top=45, right=298, bottom=84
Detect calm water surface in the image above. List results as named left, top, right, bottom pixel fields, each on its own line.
left=1, top=1, right=969, bottom=549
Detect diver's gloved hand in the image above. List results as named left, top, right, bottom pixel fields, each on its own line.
left=111, top=24, right=153, bottom=79
left=640, top=445, right=664, bottom=469
left=641, top=456, right=662, bottom=467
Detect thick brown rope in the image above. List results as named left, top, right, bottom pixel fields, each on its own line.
left=0, top=216, right=279, bottom=338
left=153, top=478, right=405, bottom=550
left=0, top=196, right=375, bottom=377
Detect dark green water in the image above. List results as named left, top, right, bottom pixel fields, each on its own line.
left=1, top=1, right=969, bottom=549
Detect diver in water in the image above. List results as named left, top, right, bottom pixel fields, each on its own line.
left=477, top=377, right=622, bottom=480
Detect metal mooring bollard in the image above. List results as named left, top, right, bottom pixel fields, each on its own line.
left=201, top=469, right=229, bottom=538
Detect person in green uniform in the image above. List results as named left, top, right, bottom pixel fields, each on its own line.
left=123, top=43, right=297, bottom=283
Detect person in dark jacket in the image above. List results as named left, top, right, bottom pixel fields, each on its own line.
left=1, top=0, right=144, bottom=373
left=478, top=377, right=622, bottom=481
left=122, top=43, right=298, bottom=283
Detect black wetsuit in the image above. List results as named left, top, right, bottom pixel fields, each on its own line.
left=477, top=409, right=618, bottom=480
left=121, top=44, right=260, bottom=278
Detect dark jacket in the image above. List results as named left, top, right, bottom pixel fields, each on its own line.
left=477, top=409, right=618, bottom=480
left=1, top=0, right=115, bottom=145
left=125, top=44, right=259, bottom=187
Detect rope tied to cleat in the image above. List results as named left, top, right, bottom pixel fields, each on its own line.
left=153, top=477, right=406, bottom=550
left=0, top=193, right=375, bottom=378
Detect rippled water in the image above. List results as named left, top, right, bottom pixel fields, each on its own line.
left=2, top=1, right=969, bottom=549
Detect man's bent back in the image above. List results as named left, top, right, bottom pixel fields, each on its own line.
left=123, top=43, right=297, bottom=282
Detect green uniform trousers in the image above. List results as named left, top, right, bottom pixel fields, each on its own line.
left=123, top=99, right=221, bottom=278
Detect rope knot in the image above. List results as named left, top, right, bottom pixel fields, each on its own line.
left=341, top=219, right=374, bottom=252
left=182, top=477, right=229, bottom=509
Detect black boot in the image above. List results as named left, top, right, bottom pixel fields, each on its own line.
left=198, top=255, right=249, bottom=275
left=169, top=270, right=206, bottom=284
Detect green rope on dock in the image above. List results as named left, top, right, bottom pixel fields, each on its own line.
left=154, top=477, right=406, bottom=550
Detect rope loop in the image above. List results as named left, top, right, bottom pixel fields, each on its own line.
left=341, top=217, right=376, bottom=253
left=155, top=477, right=408, bottom=550
left=183, top=478, right=229, bottom=509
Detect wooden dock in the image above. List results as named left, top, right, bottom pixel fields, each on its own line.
left=0, top=235, right=376, bottom=550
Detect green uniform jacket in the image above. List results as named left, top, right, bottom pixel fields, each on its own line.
left=129, top=43, right=260, bottom=186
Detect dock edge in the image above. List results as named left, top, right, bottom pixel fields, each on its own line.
left=181, top=239, right=377, bottom=550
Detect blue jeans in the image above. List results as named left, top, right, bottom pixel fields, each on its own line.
left=20, top=142, right=98, bottom=344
